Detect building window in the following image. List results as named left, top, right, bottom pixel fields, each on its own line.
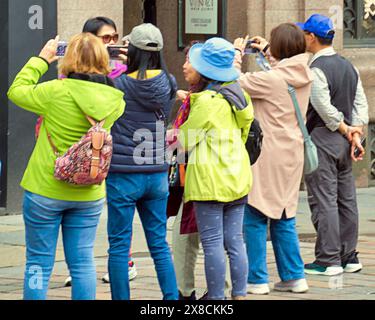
left=344, top=0, right=375, bottom=46
left=178, top=0, right=227, bottom=49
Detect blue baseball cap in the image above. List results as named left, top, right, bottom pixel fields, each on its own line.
left=189, top=37, right=239, bottom=82
left=296, top=14, right=335, bottom=39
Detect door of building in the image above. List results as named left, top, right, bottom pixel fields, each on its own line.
left=0, top=0, right=57, bottom=213
left=144, top=0, right=157, bottom=25
left=0, top=0, right=8, bottom=209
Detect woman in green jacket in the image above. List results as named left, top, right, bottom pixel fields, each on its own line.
left=177, top=38, right=254, bottom=300
left=7, top=33, right=125, bottom=300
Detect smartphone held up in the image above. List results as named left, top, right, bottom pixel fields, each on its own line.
left=107, top=45, right=127, bottom=59
left=56, top=41, right=127, bottom=60
left=244, top=40, right=260, bottom=55
left=56, top=41, right=68, bottom=57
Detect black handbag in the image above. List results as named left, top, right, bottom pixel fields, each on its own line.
left=246, top=118, right=263, bottom=165
left=167, top=151, right=186, bottom=218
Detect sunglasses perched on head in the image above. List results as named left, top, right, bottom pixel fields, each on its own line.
left=98, top=33, right=119, bottom=44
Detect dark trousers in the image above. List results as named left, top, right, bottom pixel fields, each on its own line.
left=304, top=127, right=359, bottom=267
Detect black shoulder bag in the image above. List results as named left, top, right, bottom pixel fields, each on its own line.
left=246, top=118, right=263, bottom=165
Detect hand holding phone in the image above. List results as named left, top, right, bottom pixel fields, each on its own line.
left=244, top=40, right=259, bottom=55
left=39, top=36, right=60, bottom=63
left=352, top=136, right=366, bottom=161
left=107, top=45, right=127, bottom=60
left=244, top=36, right=270, bottom=55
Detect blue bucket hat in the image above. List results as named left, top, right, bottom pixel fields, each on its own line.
left=189, top=37, right=240, bottom=82
left=296, top=14, right=335, bottom=39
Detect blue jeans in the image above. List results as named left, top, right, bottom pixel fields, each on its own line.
left=194, top=201, right=248, bottom=300
left=23, top=191, right=104, bottom=300
left=243, top=205, right=305, bottom=284
left=106, top=172, right=178, bottom=300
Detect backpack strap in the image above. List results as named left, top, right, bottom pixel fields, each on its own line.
left=87, top=116, right=107, bottom=179
left=46, top=116, right=106, bottom=158
left=86, top=115, right=105, bottom=127
left=46, top=130, right=60, bottom=157
left=90, top=131, right=105, bottom=179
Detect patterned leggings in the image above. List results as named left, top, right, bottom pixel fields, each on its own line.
left=194, top=201, right=248, bottom=300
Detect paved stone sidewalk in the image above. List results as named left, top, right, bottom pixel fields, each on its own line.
left=0, top=189, right=374, bottom=300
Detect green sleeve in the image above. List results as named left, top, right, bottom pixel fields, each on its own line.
left=242, top=120, right=251, bottom=143
left=7, top=57, right=56, bottom=116
left=178, top=98, right=211, bottom=152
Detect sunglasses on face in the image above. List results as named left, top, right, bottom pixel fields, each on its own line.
left=98, top=33, right=119, bottom=44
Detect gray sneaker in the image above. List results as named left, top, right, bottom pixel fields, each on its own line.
left=274, top=279, right=309, bottom=293
left=247, top=283, right=270, bottom=295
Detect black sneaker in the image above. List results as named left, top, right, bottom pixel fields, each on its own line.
left=342, top=252, right=363, bottom=273
left=179, top=290, right=197, bottom=300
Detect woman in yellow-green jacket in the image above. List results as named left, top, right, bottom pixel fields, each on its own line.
left=177, top=38, right=254, bottom=300
left=7, top=33, right=125, bottom=300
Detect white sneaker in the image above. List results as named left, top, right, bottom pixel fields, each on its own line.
left=343, top=252, right=362, bottom=273
left=344, top=263, right=363, bottom=273
left=247, top=283, right=270, bottom=295
left=102, top=264, right=137, bottom=284
left=64, top=276, right=72, bottom=287
left=102, top=273, right=110, bottom=283
left=274, top=279, right=309, bottom=293
left=128, top=263, right=137, bottom=281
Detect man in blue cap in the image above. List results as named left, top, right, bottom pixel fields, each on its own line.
left=297, top=14, right=369, bottom=276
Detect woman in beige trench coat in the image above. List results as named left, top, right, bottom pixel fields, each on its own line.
left=234, top=23, right=313, bottom=295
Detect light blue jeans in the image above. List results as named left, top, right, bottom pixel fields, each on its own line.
left=243, top=205, right=305, bottom=284
left=106, top=172, right=178, bottom=300
left=23, top=191, right=104, bottom=300
left=194, top=201, right=248, bottom=300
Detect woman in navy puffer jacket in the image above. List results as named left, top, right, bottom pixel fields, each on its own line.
left=106, top=23, right=178, bottom=301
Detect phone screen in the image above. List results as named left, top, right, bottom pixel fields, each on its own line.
left=244, top=40, right=259, bottom=55
left=57, top=41, right=68, bottom=57
left=107, top=45, right=126, bottom=59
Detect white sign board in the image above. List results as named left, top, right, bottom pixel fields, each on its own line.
left=185, top=0, right=218, bottom=34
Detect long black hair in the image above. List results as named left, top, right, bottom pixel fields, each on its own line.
left=126, top=43, right=176, bottom=99
left=82, top=16, right=117, bottom=35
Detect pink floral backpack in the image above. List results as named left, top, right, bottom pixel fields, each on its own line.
left=47, top=116, right=112, bottom=185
